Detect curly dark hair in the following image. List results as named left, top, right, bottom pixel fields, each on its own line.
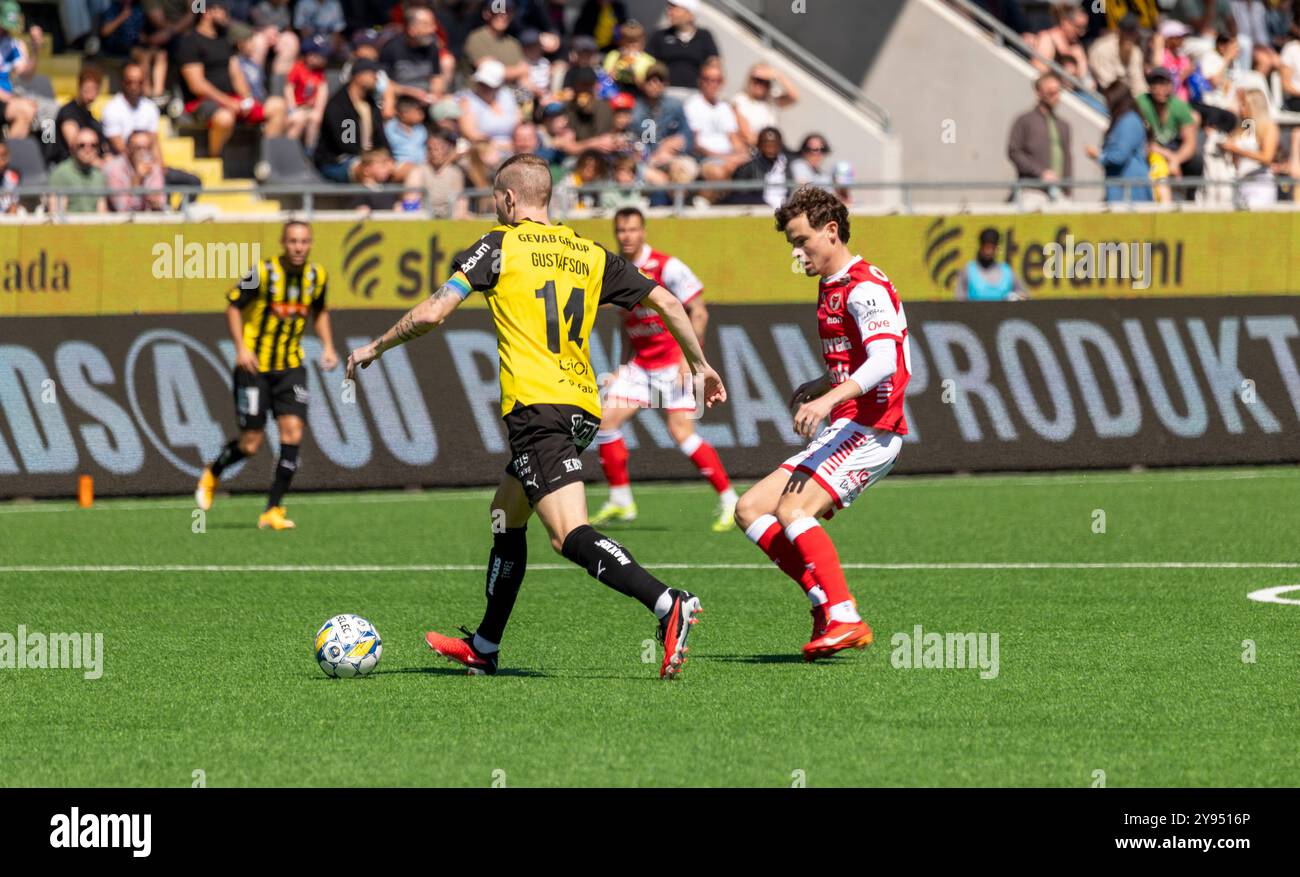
left=774, top=184, right=849, bottom=243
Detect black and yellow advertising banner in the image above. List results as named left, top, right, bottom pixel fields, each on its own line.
left=2, top=212, right=1298, bottom=317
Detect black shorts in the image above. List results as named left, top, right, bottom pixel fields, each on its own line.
left=504, top=404, right=600, bottom=505
left=233, top=366, right=309, bottom=430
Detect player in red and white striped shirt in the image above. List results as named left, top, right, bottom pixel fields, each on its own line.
left=592, top=208, right=739, bottom=532
left=734, top=186, right=912, bottom=660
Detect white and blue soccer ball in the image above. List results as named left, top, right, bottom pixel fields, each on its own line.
left=314, top=614, right=382, bottom=678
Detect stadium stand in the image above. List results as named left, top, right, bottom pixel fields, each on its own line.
left=0, top=0, right=888, bottom=216
left=1, top=0, right=1298, bottom=214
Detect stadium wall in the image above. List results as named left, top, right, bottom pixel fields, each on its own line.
left=739, top=0, right=1107, bottom=201
left=2, top=298, right=1297, bottom=498
left=2, top=212, right=1298, bottom=319
left=694, top=1, right=902, bottom=207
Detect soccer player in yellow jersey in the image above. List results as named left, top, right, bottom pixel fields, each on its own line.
left=346, top=154, right=727, bottom=679
left=195, top=221, right=339, bottom=530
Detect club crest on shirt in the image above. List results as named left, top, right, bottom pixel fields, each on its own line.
left=825, top=290, right=843, bottom=311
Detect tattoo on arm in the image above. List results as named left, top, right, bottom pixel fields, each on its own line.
left=377, top=281, right=461, bottom=351
left=394, top=312, right=423, bottom=343
left=430, top=280, right=461, bottom=303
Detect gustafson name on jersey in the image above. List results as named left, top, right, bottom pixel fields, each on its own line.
left=530, top=251, right=591, bottom=277
left=522, top=229, right=594, bottom=272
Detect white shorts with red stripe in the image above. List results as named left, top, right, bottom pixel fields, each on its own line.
left=781, top=419, right=902, bottom=510
left=601, top=361, right=696, bottom=412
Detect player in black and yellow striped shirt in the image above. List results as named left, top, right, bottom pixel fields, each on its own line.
left=346, top=154, right=727, bottom=679
left=195, top=221, right=339, bottom=530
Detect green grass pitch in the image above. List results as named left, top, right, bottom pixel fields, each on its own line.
left=2, top=467, right=1298, bottom=787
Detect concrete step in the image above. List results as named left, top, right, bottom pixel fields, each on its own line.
left=37, top=54, right=78, bottom=73
left=44, top=53, right=84, bottom=99
left=189, top=158, right=228, bottom=186
left=161, top=137, right=195, bottom=167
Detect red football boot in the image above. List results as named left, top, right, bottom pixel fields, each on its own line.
left=809, top=604, right=829, bottom=644
left=425, top=628, right=498, bottom=675
left=803, top=618, right=873, bottom=662
left=657, top=589, right=702, bottom=679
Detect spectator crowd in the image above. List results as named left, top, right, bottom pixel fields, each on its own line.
left=0, top=0, right=852, bottom=215
left=1003, top=0, right=1300, bottom=207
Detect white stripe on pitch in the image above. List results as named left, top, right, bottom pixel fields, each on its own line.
left=0, top=562, right=1296, bottom=573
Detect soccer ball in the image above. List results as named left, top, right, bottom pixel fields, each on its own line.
left=314, top=614, right=382, bottom=678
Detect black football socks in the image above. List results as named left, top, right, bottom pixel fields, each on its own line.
left=561, top=524, right=669, bottom=613
left=476, top=526, right=528, bottom=649
left=209, top=439, right=246, bottom=478
left=265, top=444, right=300, bottom=510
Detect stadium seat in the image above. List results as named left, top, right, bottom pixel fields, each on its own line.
left=260, top=137, right=324, bottom=184
left=258, top=137, right=323, bottom=210
left=7, top=136, right=48, bottom=212
left=1267, top=71, right=1300, bottom=126
left=91, top=55, right=130, bottom=93
left=1236, top=70, right=1270, bottom=96
left=17, top=73, right=55, bottom=100
left=325, top=69, right=344, bottom=96
left=269, top=72, right=288, bottom=101
left=7, top=137, right=48, bottom=186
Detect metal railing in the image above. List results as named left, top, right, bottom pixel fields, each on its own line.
left=943, top=0, right=1106, bottom=108
left=4, top=175, right=1296, bottom=221
left=708, top=0, right=893, bottom=132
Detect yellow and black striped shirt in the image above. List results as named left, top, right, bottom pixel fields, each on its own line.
left=227, top=257, right=328, bottom=372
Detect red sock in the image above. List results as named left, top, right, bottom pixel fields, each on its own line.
left=680, top=434, right=731, bottom=493
left=597, top=434, right=630, bottom=487
left=745, top=515, right=820, bottom=598
left=785, top=518, right=852, bottom=606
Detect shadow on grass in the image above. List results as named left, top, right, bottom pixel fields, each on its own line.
left=704, top=653, right=820, bottom=664
left=377, top=666, right=549, bottom=678
left=376, top=665, right=666, bottom=681
left=589, top=522, right=676, bottom=532
left=548, top=669, right=670, bottom=681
